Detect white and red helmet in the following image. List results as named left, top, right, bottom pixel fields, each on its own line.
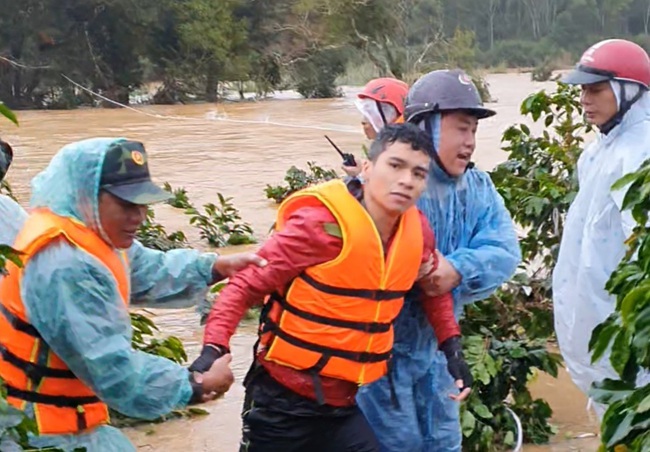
left=563, top=39, right=650, bottom=89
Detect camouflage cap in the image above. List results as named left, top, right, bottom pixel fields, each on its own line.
left=99, top=140, right=170, bottom=205
left=0, top=138, right=13, bottom=182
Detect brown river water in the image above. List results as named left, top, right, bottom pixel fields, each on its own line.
left=2, top=73, right=600, bottom=451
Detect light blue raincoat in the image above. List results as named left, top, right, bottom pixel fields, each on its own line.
left=357, top=115, right=521, bottom=452
left=0, top=138, right=218, bottom=452
left=553, top=91, right=650, bottom=417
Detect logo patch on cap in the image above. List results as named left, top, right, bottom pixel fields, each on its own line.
left=131, top=150, right=145, bottom=166
left=458, top=73, right=473, bottom=85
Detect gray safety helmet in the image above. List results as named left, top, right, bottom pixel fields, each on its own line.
left=404, top=69, right=496, bottom=123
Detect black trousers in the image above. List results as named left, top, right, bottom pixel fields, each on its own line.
left=239, top=367, right=379, bottom=452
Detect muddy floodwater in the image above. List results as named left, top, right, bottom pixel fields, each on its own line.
left=4, top=73, right=601, bottom=450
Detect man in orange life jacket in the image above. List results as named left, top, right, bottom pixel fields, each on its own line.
left=189, top=123, right=473, bottom=451
left=0, top=138, right=266, bottom=451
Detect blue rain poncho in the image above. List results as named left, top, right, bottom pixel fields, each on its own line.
left=357, top=116, right=521, bottom=451
left=2, top=138, right=218, bottom=452
left=553, top=89, right=650, bottom=416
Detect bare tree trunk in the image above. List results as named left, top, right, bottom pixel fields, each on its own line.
left=361, top=44, right=392, bottom=76
left=382, top=36, right=403, bottom=80
left=9, top=37, right=24, bottom=106
left=523, top=0, right=540, bottom=39
left=488, top=15, right=494, bottom=50
left=11, top=68, right=21, bottom=106
left=488, top=0, right=496, bottom=49
left=543, top=0, right=559, bottom=36
left=596, top=0, right=606, bottom=33
left=516, top=0, right=525, bottom=37
left=645, top=1, right=650, bottom=35
left=205, top=62, right=218, bottom=103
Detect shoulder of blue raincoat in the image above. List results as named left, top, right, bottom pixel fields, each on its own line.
left=464, top=168, right=520, bottom=251
left=0, top=195, right=27, bottom=244
left=463, top=168, right=513, bottom=213
left=21, top=239, right=193, bottom=418
left=445, top=167, right=521, bottom=306
left=464, top=166, right=498, bottom=190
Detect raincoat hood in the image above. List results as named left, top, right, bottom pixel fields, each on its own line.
left=598, top=81, right=650, bottom=135
left=603, top=87, right=650, bottom=139
left=30, top=137, right=127, bottom=241
left=355, top=98, right=399, bottom=133
left=429, top=155, right=457, bottom=184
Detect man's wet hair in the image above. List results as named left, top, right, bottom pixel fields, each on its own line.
left=368, top=123, right=434, bottom=162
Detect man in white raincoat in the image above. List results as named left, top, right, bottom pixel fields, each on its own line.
left=554, top=38, right=650, bottom=416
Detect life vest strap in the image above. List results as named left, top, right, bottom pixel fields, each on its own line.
left=265, top=319, right=391, bottom=363
left=0, top=304, right=41, bottom=338
left=5, top=384, right=100, bottom=408
left=309, top=354, right=331, bottom=405
left=299, top=272, right=407, bottom=301
left=273, top=296, right=391, bottom=333
left=77, top=409, right=88, bottom=431
left=0, top=344, right=76, bottom=380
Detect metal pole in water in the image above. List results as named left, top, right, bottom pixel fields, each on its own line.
left=505, top=406, right=524, bottom=452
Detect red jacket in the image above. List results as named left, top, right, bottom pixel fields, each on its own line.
left=204, top=199, right=460, bottom=406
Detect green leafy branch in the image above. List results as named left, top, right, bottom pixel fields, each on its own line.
left=460, top=83, right=590, bottom=450
left=187, top=193, right=256, bottom=247
left=264, top=161, right=338, bottom=204
left=588, top=160, right=650, bottom=451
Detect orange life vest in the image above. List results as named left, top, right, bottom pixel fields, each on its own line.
left=260, top=180, right=423, bottom=386
left=0, top=209, right=129, bottom=435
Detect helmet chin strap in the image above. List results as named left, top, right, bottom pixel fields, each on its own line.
left=599, top=81, right=645, bottom=135
left=375, top=100, right=388, bottom=126
left=423, top=113, right=451, bottom=176
left=423, top=113, right=473, bottom=177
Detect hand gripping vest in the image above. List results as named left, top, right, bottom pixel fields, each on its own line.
left=260, top=180, right=423, bottom=386
left=0, top=209, right=129, bottom=435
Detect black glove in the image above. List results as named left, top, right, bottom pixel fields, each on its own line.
left=188, top=344, right=228, bottom=373
left=188, top=372, right=204, bottom=404
left=439, top=336, right=473, bottom=391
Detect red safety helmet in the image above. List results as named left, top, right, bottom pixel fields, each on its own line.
left=563, top=39, right=650, bottom=89
left=357, top=78, right=409, bottom=115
